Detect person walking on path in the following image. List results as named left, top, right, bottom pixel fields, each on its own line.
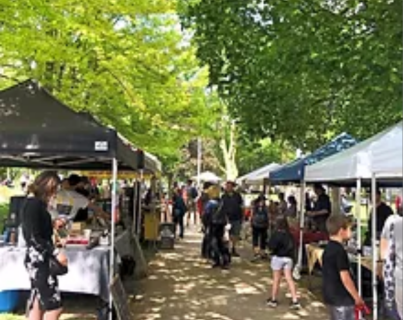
left=172, top=188, right=187, bottom=239
left=267, top=215, right=300, bottom=310
left=251, top=195, right=269, bottom=262
left=185, top=179, right=199, bottom=226
left=221, top=181, right=243, bottom=257
left=322, top=215, right=365, bottom=320
left=203, top=185, right=230, bottom=269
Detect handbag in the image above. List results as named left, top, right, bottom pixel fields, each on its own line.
left=49, top=254, right=68, bottom=276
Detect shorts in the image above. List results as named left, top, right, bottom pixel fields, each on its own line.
left=327, top=305, right=355, bottom=320
left=271, top=256, right=293, bottom=271
left=229, top=220, right=242, bottom=238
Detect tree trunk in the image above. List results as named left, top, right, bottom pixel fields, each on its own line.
left=219, top=120, right=238, bottom=181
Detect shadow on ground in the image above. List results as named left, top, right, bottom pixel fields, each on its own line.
left=131, top=230, right=327, bottom=320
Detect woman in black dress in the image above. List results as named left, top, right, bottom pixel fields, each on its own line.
left=21, top=171, right=67, bottom=320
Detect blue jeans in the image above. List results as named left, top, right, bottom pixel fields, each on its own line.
left=327, top=305, right=355, bottom=320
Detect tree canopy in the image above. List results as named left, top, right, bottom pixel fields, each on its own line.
left=0, top=0, right=214, bottom=161
left=182, top=0, right=402, bottom=151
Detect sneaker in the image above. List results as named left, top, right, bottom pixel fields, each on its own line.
left=267, top=299, right=278, bottom=308
left=290, top=301, right=301, bottom=310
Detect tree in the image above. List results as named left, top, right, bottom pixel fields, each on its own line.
left=181, top=0, right=402, bottom=151
left=237, top=138, right=293, bottom=176
left=0, top=0, right=213, bottom=163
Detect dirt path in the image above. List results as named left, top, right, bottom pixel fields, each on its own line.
left=131, top=229, right=328, bottom=320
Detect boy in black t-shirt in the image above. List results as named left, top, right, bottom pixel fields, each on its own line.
left=322, top=215, right=364, bottom=320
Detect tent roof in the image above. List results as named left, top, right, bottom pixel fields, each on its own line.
left=237, top=163, right=281, bottom=185
left=371, top=122, right=402, bottom=176
left=305, top=121, right=403, bottom=183
left=0, top=80, right=160, bottom=172
left=270, top=133, right=358, bottom=184
left=193, top=171, right=222, bottom=182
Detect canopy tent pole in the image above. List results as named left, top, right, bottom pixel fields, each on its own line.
left=293, top=180, right=306, bottom=280
left=196, top=137, right=202, bottom=188
left=109, top=158, right=118, bottom=320
left=356, top=178, right=362, bottom=319
left=371, top=174, right=378, bottom=320
left=136, top=169, right=144, bottom=235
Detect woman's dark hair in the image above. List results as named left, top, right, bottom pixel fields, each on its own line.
left=275, top=215, right=290, bottom=232
left=28, top=171, right=61, bottom=202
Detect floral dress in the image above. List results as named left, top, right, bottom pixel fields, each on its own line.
left=21, top=197, right=62, bottom=311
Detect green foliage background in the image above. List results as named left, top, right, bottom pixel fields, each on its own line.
left=181, top=0, right=402, bottom=151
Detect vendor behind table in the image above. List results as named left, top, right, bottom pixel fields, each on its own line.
left=48, top=174, right=110, bottom=224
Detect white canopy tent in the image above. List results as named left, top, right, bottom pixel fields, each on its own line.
left=237, top=163, right=281, bottom=185
left=193, top=171, right=222, bottom=183
left=305, top=121, right=403, bottom=183
left=371, top=123, right=403, bottom=176
left=304, top=121, right=402, bottom=320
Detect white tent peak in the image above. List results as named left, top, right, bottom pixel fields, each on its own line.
left=305, top=121, right=403, bottom=182
left=237, top=163, right=281, bottom=185
left=193, top=171, right=222, bottom=182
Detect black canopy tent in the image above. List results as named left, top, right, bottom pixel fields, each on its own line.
left=0, top=80, right=159, bottom=173
left=0, top=79, right=157, bottom=319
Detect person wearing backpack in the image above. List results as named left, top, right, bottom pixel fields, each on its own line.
left=186, top=180, right=199, bottom=226
left=204, top=185, right=230, bottom=269
left=251, top=195, right=269, bottom=262
left=172, top=188, right=187, bottom=239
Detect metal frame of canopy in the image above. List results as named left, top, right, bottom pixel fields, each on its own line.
left=303, top=122, right=403, bottom=319
left=0, top=80, right=161, bottom=320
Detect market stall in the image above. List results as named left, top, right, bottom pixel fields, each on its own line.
left=0, top=80, right=161, bottom=317
left=304, top=121, right=402, bottom=319
left=269, top=132, right=358, bottom=278
left=237, top=163, right=281, bottom=186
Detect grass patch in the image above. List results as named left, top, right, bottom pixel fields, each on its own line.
left=0, top=314, right=22, bottom=320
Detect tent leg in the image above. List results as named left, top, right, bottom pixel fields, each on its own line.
left=371, top=174, right=378, bottom=320
left=109, top=158, right=118, bottom=320
left=356, top=178, right=362, bottom=319
left=136, top=170, right=144, bottom=236
left=293, top=180, right=306, bottom=280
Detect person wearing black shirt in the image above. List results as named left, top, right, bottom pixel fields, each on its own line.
left=267, top=215, right=300, bottom=309
left=21, top=171, right=67, bottom=320
left=251, top=195, right=269, bottom=261
left=307, top=184, right=331, bottom=232
left=221, top=181, right=243, bottom=257
left=322, top=215, right=364, bottom=320
left=364, top=189, right=393, bottom=245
